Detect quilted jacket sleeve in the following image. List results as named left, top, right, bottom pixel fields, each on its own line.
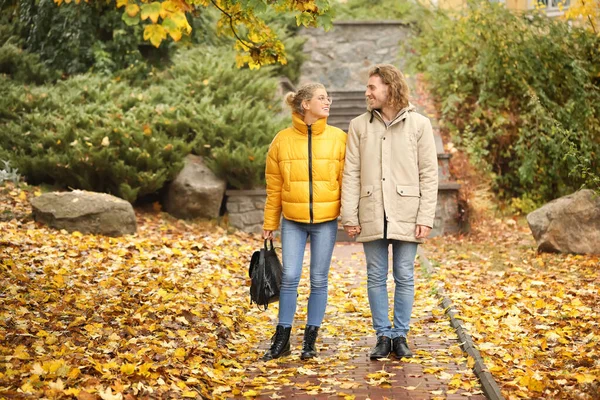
left=340, top=120, right=361, bottom=227
left=263, top=135, right=283, bottom=231
left=416, top=118, right=438, bottom=228
left=338, top=130, right=347, bottom=189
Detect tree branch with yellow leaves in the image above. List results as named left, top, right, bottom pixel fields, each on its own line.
left=564, top=0, right=599, bottom=35
left=53, top=0, right=334, bottom=68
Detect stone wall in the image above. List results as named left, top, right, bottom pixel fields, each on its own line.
left=299, top=21, right=411, bottom=91
left=226, top=189, right=267, bottom=234
left=432, top=183, right=463, bottom=237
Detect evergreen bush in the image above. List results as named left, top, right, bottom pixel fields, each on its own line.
left=0, top=46, right=287, bottom=201
left=150, top=46, right=288, bottom=189
left=408, top=1, right=600, bottom=208
left=0, top=74, right=189, bottom=202
left=0, top=43, right=55, bottom=84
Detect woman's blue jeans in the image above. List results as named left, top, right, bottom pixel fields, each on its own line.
left=277, top=217, right=338, bottom=328
left=363, top=239, right=418, bottom=339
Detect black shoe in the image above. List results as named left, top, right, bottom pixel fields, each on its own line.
left=301, top=325, right=319, bottom=360
left=392, top=336, right=413, bottom=358
left=261, top=325, right=291, bottom=361
left=370, top=336, right=391, bottom=360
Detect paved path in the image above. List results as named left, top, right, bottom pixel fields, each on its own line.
left=235, top=243, right=486, bottom=400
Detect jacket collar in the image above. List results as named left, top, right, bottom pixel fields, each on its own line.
left=370, top=103, right=416, bottom=126
left=292, top=113, right=327, bottom=135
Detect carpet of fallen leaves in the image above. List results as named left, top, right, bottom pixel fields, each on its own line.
left=3, top=181, right=598, bottom=400
left=2, top=182, right=485, bottom=400
left=426, top=217, right=600, bottom=400
left=1, top=182, right=271, bottom=399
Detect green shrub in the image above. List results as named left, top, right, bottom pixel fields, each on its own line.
left=0, top=74, right=189, bottom=202
left=0, top=0, right=55, bottom=83
left=3, top=0, right=173, bottom=77
left=0, top=46, right=287, bottom=200
left=408, top=1, right=600, bottom=206
left=0, top=43, right=56, bottom=84
left=150, top=46, right=288, bottom=189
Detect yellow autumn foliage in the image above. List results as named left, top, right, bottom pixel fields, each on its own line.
left=52, top=0, right=334, bottom=67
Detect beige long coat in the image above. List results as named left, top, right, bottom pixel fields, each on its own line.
left=340, top=105, right=438, bottom=243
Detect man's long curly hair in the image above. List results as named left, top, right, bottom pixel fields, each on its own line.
left=368, top=64, right=410, bottom=111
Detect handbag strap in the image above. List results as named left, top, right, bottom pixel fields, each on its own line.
left=264, top=239, right=274, bottom=251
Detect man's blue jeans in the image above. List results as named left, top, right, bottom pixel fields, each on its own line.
left=363, top=239, right=418, bottom=339
left=278, top=217, right=338, bottom=328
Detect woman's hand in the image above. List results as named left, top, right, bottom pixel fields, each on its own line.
left=343, top=225, right=361, bottom=238
left=263, top=230, right=274, bottom=240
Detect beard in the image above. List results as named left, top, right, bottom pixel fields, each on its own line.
left=366, top=98, right=377, bottom=112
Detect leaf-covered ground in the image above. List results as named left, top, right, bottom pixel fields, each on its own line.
left=1, top=183, right=263, bottom=399
left=1, top=183, right=484, bottom=399
left=426, top=218, right=600, bottom=399
left=2, top=182, right=598, bottom=399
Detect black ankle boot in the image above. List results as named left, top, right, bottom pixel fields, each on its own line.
left=261, top=325, right=292, bottom=361
left=392, top=336, right=413, bottom=358
left=370, top=336, right=391, bottom=360
left=300, top=325, right=319, bottom=360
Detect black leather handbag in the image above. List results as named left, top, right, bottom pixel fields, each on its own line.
left=249, top=239, right=283, bottom=310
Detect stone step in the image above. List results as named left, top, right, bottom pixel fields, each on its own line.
left=328, top=119, right=351, bottom=131
left=331, top=100, right=366, bottom=108
left=329, top=105, right=365, bottom=115
left=329, top=90, right=365, bottom=99
left=327, top=91, right=368, bottom=132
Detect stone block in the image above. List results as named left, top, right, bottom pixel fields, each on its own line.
left=238, top=201, right=256, bottom=213
left=240, top=210, right=264, bottom=225
left=30, top=191, right=137, bottom=237
left=226, top=202, right=239, bottom=213
left=164, top=155, right=226, bottom=220
left=527, top=189, right=600, bottom=254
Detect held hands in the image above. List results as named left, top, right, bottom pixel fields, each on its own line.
left=343, top=225, right=361, bottom=239
left=415, top=225, right=432, bottom=239
left=263, top=227, right=438, bottom=239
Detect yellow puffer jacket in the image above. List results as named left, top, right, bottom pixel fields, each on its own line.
left=263, top=113, right=347, bottom=230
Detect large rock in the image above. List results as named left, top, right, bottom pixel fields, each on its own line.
left=164, top=154, right=226, bottom=220
left=31, top=191, right=137, bottom=237
left=527, top=189, right=600, bottom=254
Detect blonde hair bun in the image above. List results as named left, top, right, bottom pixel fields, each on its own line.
left=285, top=92, right=296, bottom=109
left=285, top=83, right=326, bottom=115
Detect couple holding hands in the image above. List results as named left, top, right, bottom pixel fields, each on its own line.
left=260, top=64, right=438, bottom=361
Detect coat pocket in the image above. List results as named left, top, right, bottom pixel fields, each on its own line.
left=396, top=185, right=420, bottom=223
left=358, top=185, right=375, bottom=222
left=328, top=161, right=338, bottom=190
left=283, top=161, right=292, bottom=192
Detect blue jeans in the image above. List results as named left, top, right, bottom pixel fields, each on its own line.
left=278, top=218, right=338, bottom=328
left=363, top=239, right=418, bottom=339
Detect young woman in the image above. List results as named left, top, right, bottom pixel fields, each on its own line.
left=261, top=83, right=346, bottom=361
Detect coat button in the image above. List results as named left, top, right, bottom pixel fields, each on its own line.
left=382, top=178, right=385, bottom=181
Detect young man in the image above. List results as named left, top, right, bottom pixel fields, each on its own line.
left=341, top=64, right=438, bottom=359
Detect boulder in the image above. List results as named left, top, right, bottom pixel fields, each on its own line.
left=164, top=154, right=226, bottom=220
left=30, top=190, right=137, bottom=237
left=527, top=189, right=600, bottom=254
